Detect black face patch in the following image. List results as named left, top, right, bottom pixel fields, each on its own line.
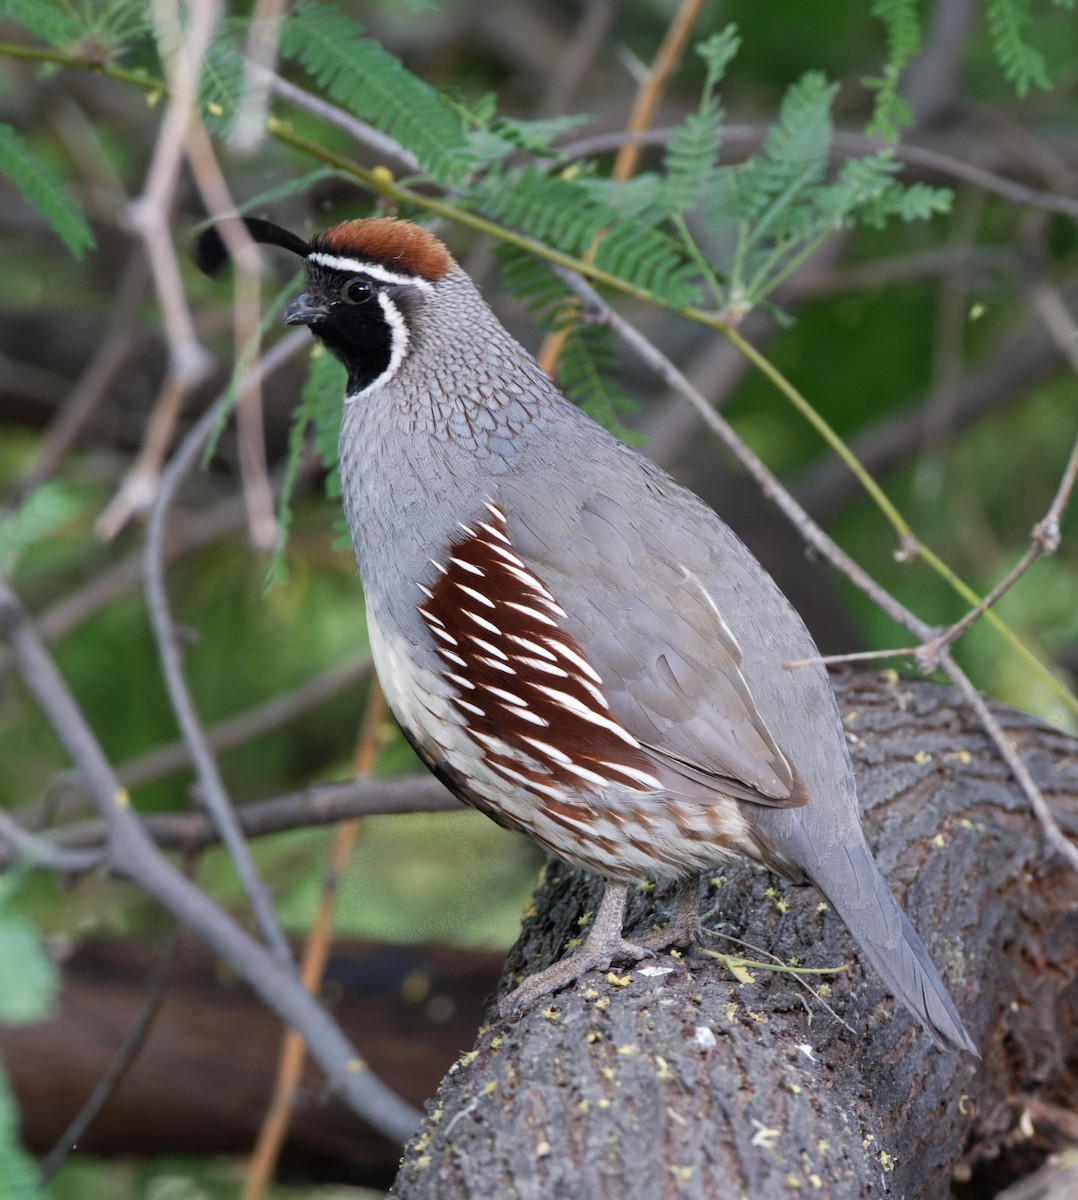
left=303, top=268, right=399, bottom=395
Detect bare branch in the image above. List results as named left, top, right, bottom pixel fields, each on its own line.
left=144, top=378, right=293, bottom=966
left=0, top=775, right=459, bottom=869
left=0, top=581, right=422, bottom=1143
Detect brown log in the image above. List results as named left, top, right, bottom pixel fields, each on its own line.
left=390, top=673, right=1078, bottom=1199
left=2, top=937, right=504, bottom=1186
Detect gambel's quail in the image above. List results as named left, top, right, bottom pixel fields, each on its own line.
left=198, top=216, right=976, bottom=1053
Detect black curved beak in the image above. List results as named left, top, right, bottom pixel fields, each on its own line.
left=283, top=293, right=331, bottom=326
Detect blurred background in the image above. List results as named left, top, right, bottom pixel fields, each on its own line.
left=1, top=0, right=1076, bottom=1195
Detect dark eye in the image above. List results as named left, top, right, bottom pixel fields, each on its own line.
left=344, top=278, right=372, bottom=303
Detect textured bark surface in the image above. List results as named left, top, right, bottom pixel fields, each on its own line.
left=391, top=673, right=1078, bottom=1200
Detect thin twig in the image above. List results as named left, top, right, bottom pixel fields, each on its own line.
left=10, top=253, right=149, bottom=504
left=144, top=384, right=292, bottom=966
left=243, top=683, right=386, bottom=1200
left=97, top=0, right=220, bottom=540
left=230, top=0, right=287, bottom=155
left=0, top=581, right=421, bottom=1142
left=0, top=774, right=458, bottom=870
left=0, top=809, right=103, bottom=874
left=116, top=656, right=374, bottom=790
left=38, top=928, right=181, bottom=1182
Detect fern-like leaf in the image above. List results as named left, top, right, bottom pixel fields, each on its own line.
left=281, top=2, right=468, bottom=182
left=0, top=123, right=95, bottom=258
left=477, top=166, right=698, bottom=306
left=986, top=0, right=1051, bottom=94
left=0, top=0, right=83, bottom=46
left=864, top=0, right=921, bottom=141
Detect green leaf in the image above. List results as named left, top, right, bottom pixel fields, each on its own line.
left=0, top=124, right=95, bottom=259
left=0, top=1061, right=39, bottom=1200
left=0, top=484, right=80, bottom=575
left=986, top=0, right=1051, bottom=95
left=0, top=0, right=82, bottom=46
left=0, top=915, right=57, bottom=1024
left=281, top=2, right=469, bottom=182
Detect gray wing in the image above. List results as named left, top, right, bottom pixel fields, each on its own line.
left=500, top=469, right=820, bottom=810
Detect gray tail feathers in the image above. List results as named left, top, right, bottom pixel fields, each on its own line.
left=807, top=844, right=978, bottom=1055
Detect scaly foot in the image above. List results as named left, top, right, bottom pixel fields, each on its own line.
left=497, top=882, right=654, bottom=1017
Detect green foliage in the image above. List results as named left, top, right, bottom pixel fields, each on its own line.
left=0, top=872, right=56, bottom=1199
left=281, top=1, right=470, bottom=183
left=0, top=0, right=81, bottom=45
left=0, top=483, right=80, bottom=575
left=0, top=874, right=58, bottom=1022
left=865, top=0, right=920, bottom=138
left=0, top=123, right=95, bottom=259
left=986, top=0, right=1052, bottom=94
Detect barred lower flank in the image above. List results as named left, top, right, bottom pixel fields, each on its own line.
left=196, top=212, right=978, bottom=1055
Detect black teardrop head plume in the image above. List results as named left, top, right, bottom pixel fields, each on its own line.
left=194, top=216, right=311, bottom=277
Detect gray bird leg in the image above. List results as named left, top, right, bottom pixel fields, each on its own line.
left=497, top=882, right=655, bottom=1017
left=634, top=876, right=703, bottom=951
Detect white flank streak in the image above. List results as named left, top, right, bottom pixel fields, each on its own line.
left=520, top=737, right=573, bottom=766
left=431, top=626, right=459, bottom=647
left=479, top=656, right=515, bottom=674
left=550, top=640, right=603, bottom=685
left=485, top=500, right=508, bottom=523
left=507, top=634, right=557, bottom=662
left=428, top=558, right=447, bottom=575
left=450, top=557, right=485, bottom=578
left=471, top=636, right=508, bottom=661
left=464, top=609, right=500, bottom=635
left=602, top=761, right=663, bottom=790
left=560, top=760, right=614, bottom=788
left=445, top=672, right=475, bottom=690
left=505, top=601, right=557, bottom=628
left=441, top=650, right=467, bottom=668
left=483, top=684, right=528, bottom=708
left=501, top=561, right=552, bottom=595
left=453, top=697, right=485, bottom=718
left=306, top=253, right=434, bottom=289
left=478, top=521, right=512, bottom=546
left=456, top=522, right=477, bottom=538
left=512, top=707, right=548, bottom=727
left=515, top=656, right=569, bottom=678
left=539, top=597, right=569, bottom=618
left=487, top=542, right=526, bottom=567
left=456, top=582, right=494, bottom=608
left=489, top=761, right=564, bottom=800
left=418, top=607, right=442, bottom=626
left=416, top=583, right=435, bottom=600
left=533, top=686, right=639, bottom=745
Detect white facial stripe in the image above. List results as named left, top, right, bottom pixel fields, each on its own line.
left=306, top=252, right=434, bottom=290
left=342, top=292, right=411, bottom=405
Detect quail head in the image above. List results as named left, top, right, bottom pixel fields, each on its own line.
left=198, top=215, right=976, bottom=1053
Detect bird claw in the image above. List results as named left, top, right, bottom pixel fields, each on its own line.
left=496, top=935, right=654, bottom=1019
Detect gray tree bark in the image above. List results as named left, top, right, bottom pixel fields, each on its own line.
left=391, top=673, right=1078, bottom=1200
